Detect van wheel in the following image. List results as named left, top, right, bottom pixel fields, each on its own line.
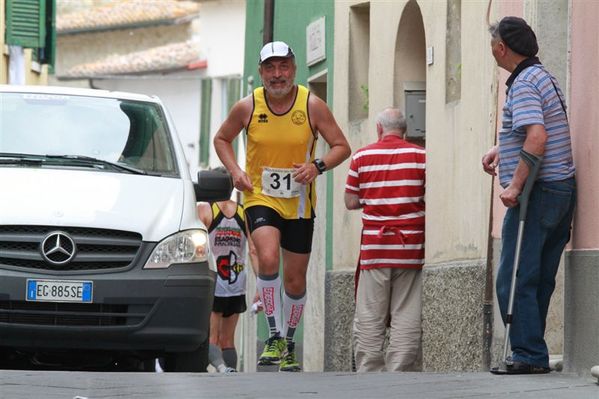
left=163, top=339, right=209, bottom=372
left=141, top=358, right=156, bottom=372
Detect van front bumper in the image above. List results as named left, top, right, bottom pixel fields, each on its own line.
left=0, top=263, right=215, bottom=354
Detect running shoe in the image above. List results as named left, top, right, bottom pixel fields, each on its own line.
left=279, top=341, right=301, bottom=372
left=216, top=364, right=237, bottom=373
left=258, top=333, right=287, bottom=365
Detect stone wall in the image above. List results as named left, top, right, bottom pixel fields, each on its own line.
left=564, top=250, right=599, bottom=376
left=422, top=261, right=486, bottom=371
left=323, top=270, right=355, bottom=371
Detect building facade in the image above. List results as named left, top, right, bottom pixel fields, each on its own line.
left=331, top=0, right=597, bottom=375
left=333, top=0, right=497, bottom=372
left=239, top=0, right=597, bottom=374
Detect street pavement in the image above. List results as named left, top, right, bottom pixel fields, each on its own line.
left=0, top=370, right=597, bottom=399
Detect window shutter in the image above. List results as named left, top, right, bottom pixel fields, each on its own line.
left=6, top=0, right=46, bottom=48
left=226, top=78, right=241, bottom=159
left=226, top=78, right=241, bottom=113
left=199, top=79, right=213, bottom=167
left=42, top=0, right=56, bottom=71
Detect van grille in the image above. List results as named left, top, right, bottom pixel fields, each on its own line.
left=0, top=301, right=150, bottom=326
left=0, top=226, right=142, bottom=271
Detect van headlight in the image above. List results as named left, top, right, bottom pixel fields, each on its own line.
left=144, top=230, right=210, bottom=269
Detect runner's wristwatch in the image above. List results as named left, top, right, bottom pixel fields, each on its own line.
left=312, top=158, right=326, bottom=174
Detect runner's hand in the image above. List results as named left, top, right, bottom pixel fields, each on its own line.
left=251, top=291, right=263, bottom=314
left=232, top=170, right=253, bottom=192
left=292, top=162, right=318, bottom=184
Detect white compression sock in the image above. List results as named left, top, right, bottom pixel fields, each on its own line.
left=256, top=274, right=282, bottom=337
left=282, top=290, right=306, bottom=343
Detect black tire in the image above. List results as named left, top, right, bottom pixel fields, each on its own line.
left=163, top=339, right=209, bottom=372
left=141, top=358, right=156, bottom=372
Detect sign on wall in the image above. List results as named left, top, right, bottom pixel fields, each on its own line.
left=306, top=17, right=326, bottom=66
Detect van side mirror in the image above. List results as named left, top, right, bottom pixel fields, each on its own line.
left=194, top=169, right=233, bottom=202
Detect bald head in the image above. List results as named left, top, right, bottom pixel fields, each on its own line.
left=376, top=107, right=407, bottom=137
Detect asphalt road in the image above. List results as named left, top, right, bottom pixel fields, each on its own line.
left=0, top=370, right=597, bottom=399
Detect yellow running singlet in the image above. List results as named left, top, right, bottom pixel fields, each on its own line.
left=244, top=85, right=317, bottom=219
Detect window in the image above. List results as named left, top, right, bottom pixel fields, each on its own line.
left=445, top=0, right=461, bottom=103
left=0, top=93, right=178, bottom=176
left=226, top=78, right=241, bottom=113
left=349, top=3, right=370, bottom=120
left=393, top=0, right=426, bottom=144
left=225, top=77, right=241, bottom=159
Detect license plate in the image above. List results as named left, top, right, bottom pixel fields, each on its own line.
left=26, top=279, right=93, bottom=303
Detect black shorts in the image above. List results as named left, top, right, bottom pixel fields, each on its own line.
left=212, top=294, right=247, bottom=317
left=245, top=205, right=314, bottom=254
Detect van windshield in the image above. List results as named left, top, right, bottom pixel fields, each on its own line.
left=0, top=92, right=178, bottom=176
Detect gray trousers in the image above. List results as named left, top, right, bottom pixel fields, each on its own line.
left=353, top=268, right=422, bottom=372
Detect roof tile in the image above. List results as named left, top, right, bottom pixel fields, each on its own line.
left=63, top=41, right=205, bottom=78
left=57, top=0, right=200, bottom=34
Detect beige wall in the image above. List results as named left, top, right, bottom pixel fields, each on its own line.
left=333, top=0, right=368, bottom=271
left=423, top=0, right=497, bottom=266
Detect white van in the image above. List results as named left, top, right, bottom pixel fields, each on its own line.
left=0, top=85, right=231, bottom=371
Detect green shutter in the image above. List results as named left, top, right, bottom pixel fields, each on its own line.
left=226, top=78, right=241, bottom=159
left=44, top=0, right=56, bottom=71
left=6, top=0, right=46, bottom=48
left=226, top=78, right=241, bottom=112
left=199, top=79, right=213, bottom=167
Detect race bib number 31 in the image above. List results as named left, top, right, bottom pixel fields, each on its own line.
left=262, top=167, right=301, bottom=198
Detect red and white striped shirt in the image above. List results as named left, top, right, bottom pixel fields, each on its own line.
left=345, top=135, right=425, bottom=270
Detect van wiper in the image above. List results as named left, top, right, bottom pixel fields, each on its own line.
left=44, top=155, right=147, bottom=175
left=0, top=152, right=44, bottom=164
left=0, top=152, right=44, bottom=159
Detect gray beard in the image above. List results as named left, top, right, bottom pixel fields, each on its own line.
left=265, top=83, right=293, bottom=99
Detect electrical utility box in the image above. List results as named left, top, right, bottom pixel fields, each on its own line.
left=405, top=90, right=426, bottom=139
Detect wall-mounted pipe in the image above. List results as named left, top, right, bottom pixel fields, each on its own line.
left=263, top=0, right=274, bottom=44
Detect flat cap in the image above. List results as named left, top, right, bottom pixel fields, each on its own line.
left=498, top=16, right=538, bottom=57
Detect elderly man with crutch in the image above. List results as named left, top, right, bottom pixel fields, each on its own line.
left=482, top=17, right=576, bottom=374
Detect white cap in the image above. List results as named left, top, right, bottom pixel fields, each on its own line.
left=259, top=41, right=295, bottom=63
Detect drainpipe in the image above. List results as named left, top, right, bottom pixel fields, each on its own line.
left=482, top=0, right=497, bottom=365
left=482, top=0, right=498, bottom=371
left=263, top=0, right=274, bottom=44
left=88, top=78, right=100, bottom=90
left=482, top=98, right=497, bottom=371
left=482, top=193, right=494, bottom=371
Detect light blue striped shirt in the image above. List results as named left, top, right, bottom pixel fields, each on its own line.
left=498, top=64, right=575, bottom=187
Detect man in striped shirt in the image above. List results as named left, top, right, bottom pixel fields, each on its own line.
left=483, top=17, right=576, bottom=375
left=345, top=107, right=425, bottom=372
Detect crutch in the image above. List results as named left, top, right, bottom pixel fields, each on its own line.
left=497, top=149, right=543, bottom=370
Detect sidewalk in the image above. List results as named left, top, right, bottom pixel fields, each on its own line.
left=0, top=369, right=597, bottom=399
